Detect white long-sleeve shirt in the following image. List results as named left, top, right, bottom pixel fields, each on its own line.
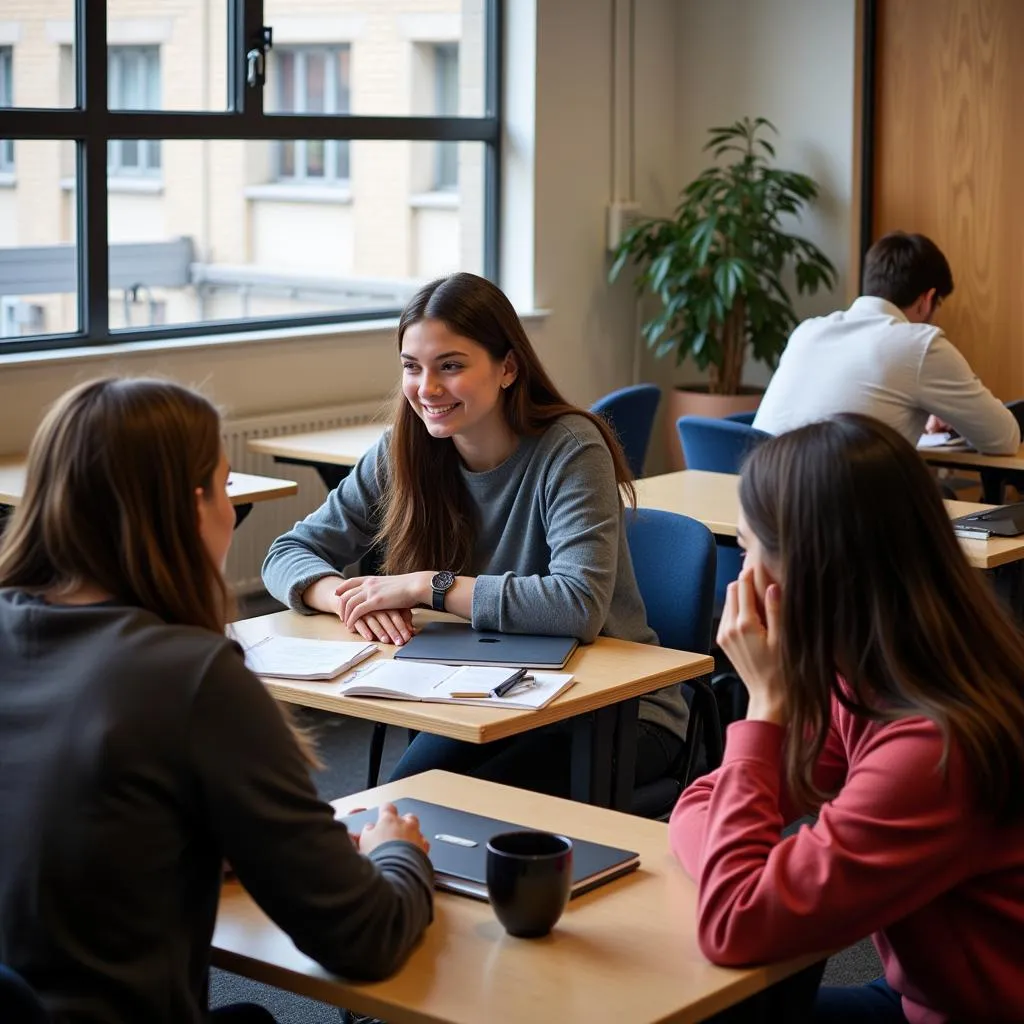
left=753, top=296, right=1020, bottom=454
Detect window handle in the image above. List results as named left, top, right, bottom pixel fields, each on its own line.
left=246, top=26, right=273, bottom=89
left=246, top=48, right=264, bottom=89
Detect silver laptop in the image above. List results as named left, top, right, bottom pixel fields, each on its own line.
left=394, top=621, right=579, bottom=669
left=338, top=798, right=640, bottom=900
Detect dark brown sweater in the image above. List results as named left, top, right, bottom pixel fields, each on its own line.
left=0, top=590, right=433, bottom=1023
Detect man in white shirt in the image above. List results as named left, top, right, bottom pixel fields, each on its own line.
left=753, top=232, right=1020, bottom=454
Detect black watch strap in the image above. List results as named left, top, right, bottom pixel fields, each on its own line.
left=430, top=570, right=456, bottom=611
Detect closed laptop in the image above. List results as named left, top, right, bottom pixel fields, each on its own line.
left=338, top=798, right=640, bottom=900
left=394, top=621, right=579, bottom=669
left=952, top=501, right=1024, bottom=538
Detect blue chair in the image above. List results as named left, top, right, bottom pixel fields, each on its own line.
left=590, top=384, right=661, bottom=477
left=626, top=507, right=722, bottom=818
left=723, top=409, right=758, bottom=425
left=0, top=965, right=49, bottom=1023
left=677, top=415, right=771, bottom=612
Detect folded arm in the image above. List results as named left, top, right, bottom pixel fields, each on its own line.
left=191, top=647, right=433, bottom=979
left=669, top=716, right=977, bottom=966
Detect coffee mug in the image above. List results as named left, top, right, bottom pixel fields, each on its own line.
left=486, top=830, right=573, bottom=937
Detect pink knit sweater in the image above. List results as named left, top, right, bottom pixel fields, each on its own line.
left=669, top=703, right=1024, bottom=1023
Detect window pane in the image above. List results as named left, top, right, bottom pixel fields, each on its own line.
left=0, top=140, right=79, bottom=342
left=108, top=138, right=485, bottom=331
left=0, top=2, right=76, bottom=108
left=108, top=2, right=228, bottom=111
left=264, top=1, right=486, bottom=117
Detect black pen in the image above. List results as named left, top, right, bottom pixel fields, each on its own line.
left=491, top=667, right=530, bottom=699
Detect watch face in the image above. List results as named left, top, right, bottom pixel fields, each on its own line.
left=432, top=570, right=456, bottom=591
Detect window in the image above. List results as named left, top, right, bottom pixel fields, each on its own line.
left=108, top=47, right=161, bottom=176
left=0, top=1, right=499, bottom=354
left=0, top=47, right=13, bottom=172
left=274, top=46, right=350, bottom=184
left=434, top=44, right=459, bottom=191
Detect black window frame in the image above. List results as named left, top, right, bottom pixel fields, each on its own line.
left=0, top=0, right=503, bottom=355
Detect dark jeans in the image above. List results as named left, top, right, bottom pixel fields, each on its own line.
left=387, top=716, right=684, bottom=796
left=209, top=1004, right=276, bottom=1022
left=813, top=977, right=906, bottom=1022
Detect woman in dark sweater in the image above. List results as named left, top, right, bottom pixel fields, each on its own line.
left=0, top=377, right=434, bottom=1024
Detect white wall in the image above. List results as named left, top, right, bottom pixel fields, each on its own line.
left=673, top=0, right=858, bottom=388
left=0, top=0, right=858, bottom=466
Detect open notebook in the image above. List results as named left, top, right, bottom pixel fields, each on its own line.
left=269, top=659, right=575, bottom=710
left=241, top=636, right=377, bottom=680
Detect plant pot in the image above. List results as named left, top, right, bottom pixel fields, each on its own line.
left=664, top=386, right=763, bottom=472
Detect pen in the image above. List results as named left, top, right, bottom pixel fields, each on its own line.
left=449, top=669, right=534, bottom=700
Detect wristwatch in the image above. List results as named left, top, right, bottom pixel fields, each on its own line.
left=430, top=570, right=456, bottom=611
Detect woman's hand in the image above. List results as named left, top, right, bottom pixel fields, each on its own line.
left=334, top=573, right=431, bottom=644
left=351, top=608, right=415, bottom=646
left=716, top=567, right=786, bottom=725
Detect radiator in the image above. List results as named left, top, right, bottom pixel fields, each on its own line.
left=223, top=399, right=391, bottom=594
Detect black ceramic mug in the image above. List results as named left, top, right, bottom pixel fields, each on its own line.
left=486, top=830, right=573, bottom=937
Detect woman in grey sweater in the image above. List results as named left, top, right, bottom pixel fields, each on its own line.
left=262, top=273, right=687, bottom=793
left=0, top=378, right=434, bottom=1024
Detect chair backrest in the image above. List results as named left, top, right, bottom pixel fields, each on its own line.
left=723, top=409, right=757, bottom=425
left=676, top=415, right=771, bottom=474
left=0, top=965, right=50, bottom=1024
left=625, top=508, right=716, bottom=654
left=1005, top=399, right=1024, bottom=434
left=590, top=384, right=661, bottom=477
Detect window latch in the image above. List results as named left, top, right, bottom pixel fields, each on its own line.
left=246, top=26, right=273, bottom=89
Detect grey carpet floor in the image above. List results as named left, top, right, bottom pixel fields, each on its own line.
left=210, top=707, right=882, bottom=1021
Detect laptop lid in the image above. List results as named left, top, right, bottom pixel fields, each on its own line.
left=394, top=621, right=579, bottom=669
left=338, top=798, right=640, bottom=901
left=952, top=501, right=1024, bottom=537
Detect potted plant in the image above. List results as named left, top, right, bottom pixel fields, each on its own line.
left=610, top=116, right=837, bottom=467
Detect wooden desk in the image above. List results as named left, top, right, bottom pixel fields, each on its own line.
left=635, top=470, right=1024, bottom=571
left=919, top=442, right=1024, bottom=474
left=232, top=610, right=713, bottom=810
left=213, top=771, right=821, bottom=1024
left=0, top=457, right=297, bottom=529
left=920, top=442, right=1024, bottom=503
left=247, top=423, right=387, bottom=491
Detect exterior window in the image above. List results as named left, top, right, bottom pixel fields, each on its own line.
left=108, top=47, right=161, bottom=176
left=434, top=43, right=458, bottom=190
left=275, top=46, right=350, bottom=184
left=0, top=47, right=13, bottom=172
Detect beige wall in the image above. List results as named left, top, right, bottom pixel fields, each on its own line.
left=0, top=0, right=861, bottom=472
left=673, top=0, right=857, bottom=387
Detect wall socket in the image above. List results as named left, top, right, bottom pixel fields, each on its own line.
left=606, top=200, right=644, bottom=252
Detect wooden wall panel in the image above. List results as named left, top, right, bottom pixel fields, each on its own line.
left=872, top=0, right=1024, bottom=398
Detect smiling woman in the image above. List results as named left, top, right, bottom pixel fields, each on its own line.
left=261, top=272, right=689, bottom=796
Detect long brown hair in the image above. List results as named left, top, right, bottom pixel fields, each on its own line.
left=739, top=414, right=1024, bottom=822
left=0, top=377, right=319, bottom=765
left=0, top=377, right=229, bottom=630
left=380, top=272, right=636, bottom=574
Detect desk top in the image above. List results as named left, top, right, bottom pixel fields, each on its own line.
left=213, top=771, right=821, bottom=1024
left=247, top=423, right=388, bottom=467
left=0, top=458, right=296, bottom=508
left=920, top=442, right=1024, bottom=472
left=635, top=470, right=1024, bottom=570
left=231, top=610, right=713, bottom=744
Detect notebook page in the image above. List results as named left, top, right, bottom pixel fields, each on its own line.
left=244, top=636, right=377, bottom=679
left=334, top=659, right=456, bottom=699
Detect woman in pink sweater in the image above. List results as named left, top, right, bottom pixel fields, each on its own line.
left=670, top=413, right=1024, bottom=1023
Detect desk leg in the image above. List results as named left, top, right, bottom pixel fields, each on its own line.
left=570, top=707, right=616, bottom=808
left=989, top=562, right=1024, bottom=623
left=271, top=455, right=351, bottom=494
left=610, top=698, right=639, bottom=813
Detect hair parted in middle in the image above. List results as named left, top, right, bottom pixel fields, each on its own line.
left=378, top=272, right=636, bottom=576
left=738, top=413, right=1024, bottom=823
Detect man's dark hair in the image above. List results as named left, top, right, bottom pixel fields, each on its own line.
left=861, top=231, right=954, bottom=308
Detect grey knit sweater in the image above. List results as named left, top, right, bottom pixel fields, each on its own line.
left=262, top=414, right=688, bottom=740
